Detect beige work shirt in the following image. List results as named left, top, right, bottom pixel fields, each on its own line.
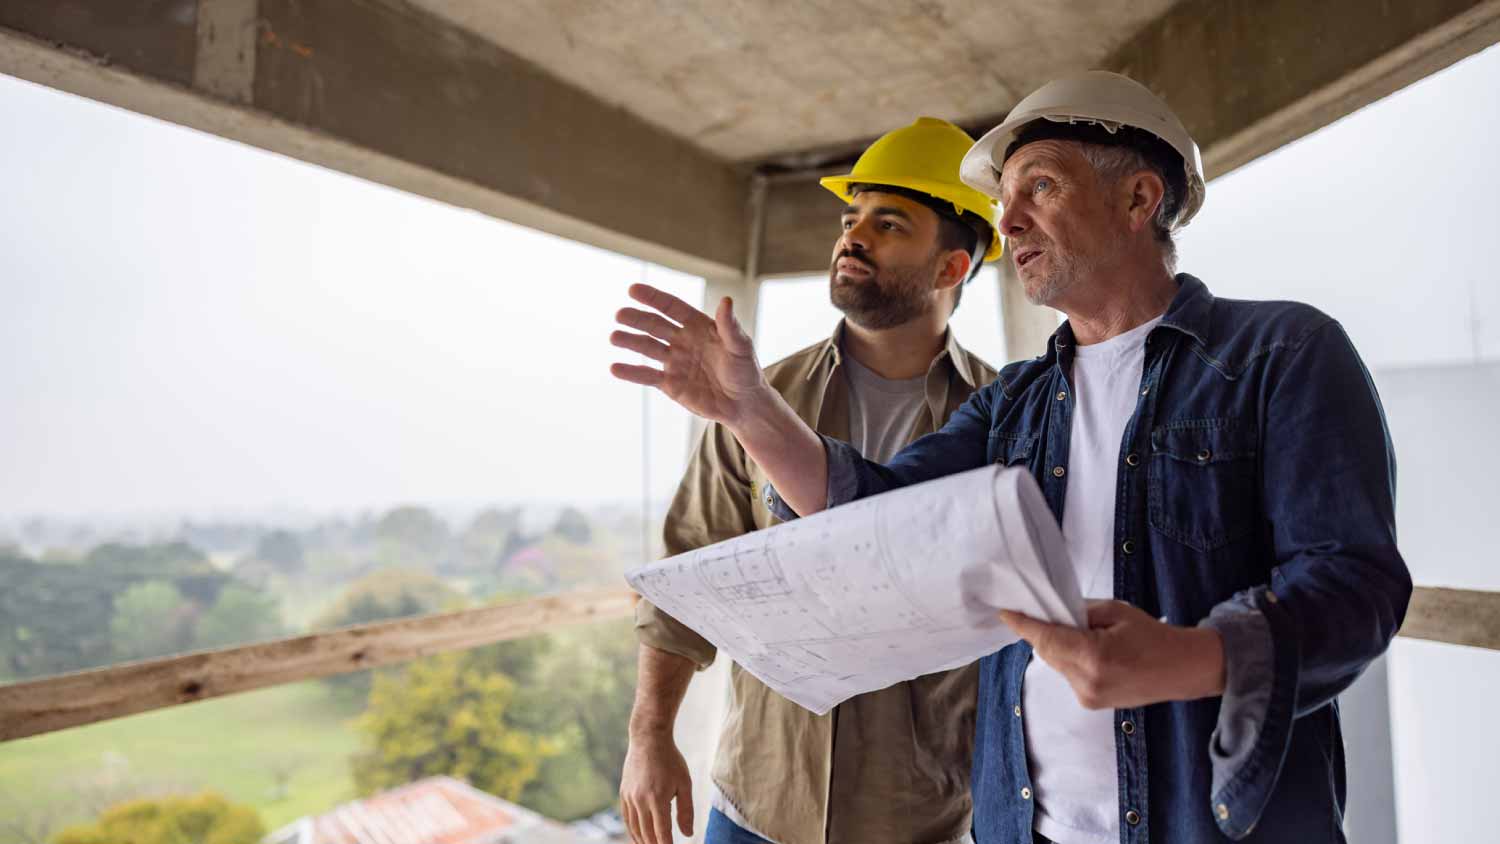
left=635, top=321, right=998, bottom=844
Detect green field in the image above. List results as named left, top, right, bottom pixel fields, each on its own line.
left=0, top=681, right=365, bottom=835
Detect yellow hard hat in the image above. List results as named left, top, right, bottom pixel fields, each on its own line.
left=820, top=117, right=1003, bottom=262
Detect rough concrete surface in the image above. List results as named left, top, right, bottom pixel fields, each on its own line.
left=406, top=0, right=1181, bottom=162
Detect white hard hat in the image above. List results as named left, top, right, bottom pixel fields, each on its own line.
left=960, top=71, right=1206, bottom=228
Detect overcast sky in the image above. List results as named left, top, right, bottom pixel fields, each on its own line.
left=1, top=44, right=1497, bottom=521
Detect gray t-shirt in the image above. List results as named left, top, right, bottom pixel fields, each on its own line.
left=842, top=353, right=929, bottom=464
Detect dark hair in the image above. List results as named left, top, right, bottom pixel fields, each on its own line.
left=846, top=183, right=991, bottom=311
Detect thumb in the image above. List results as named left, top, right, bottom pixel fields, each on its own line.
left=675, top=778, right=695, bottom=836
left=1084, top=599, right=1137, bottom=629
left=714, top=296, right=753, bottom=355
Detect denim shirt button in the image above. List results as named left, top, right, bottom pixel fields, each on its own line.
left=1125, top=452, right=1140, bottom=467
left=1125, top=810, right=1141, bottom=826
left=1013, top=704, right=1022, bottom=717
left=1121, top=719, right=1136, bottom=735
left=1056, top=390, right=1067, bottom=401
left=1217, top=803, right=1231, bottom=821
left=1052, top=466, right=1066, bottom=478
left=1122, top=540, right=1136, bottom=555
left=1140, top=385, right=1150, bottom=396
left=1021, top=787, right=1032, bottom=800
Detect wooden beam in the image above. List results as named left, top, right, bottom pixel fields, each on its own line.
left=2, top=584, right=1494, bottom=743
left=1397, top=586, right=1500, bottom=651
left=0, top=586, right=636, bottom=742
left=0, top=0, right=749, bottom=281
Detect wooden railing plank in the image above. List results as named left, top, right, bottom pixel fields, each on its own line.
left=2, top=584, right=1496, bottom=744
left=0, top=586, right=636, bottom=742
left=1397, top=586, right=1500, bottom=651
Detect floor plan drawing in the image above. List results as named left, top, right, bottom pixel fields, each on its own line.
left=627, top=464, right=1085, bottom=713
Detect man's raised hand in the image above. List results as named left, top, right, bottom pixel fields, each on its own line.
left=610, top=284, right=770, bottom=428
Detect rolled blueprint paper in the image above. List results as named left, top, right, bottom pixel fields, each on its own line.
left=626, top=464, right=1084, bottom=714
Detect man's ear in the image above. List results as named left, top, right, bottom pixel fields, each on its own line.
left=1123, top=169, right=1166, bottom=234
left=935, top=249, right=970, bottom=293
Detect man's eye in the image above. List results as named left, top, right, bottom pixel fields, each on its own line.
left=842, top=220, right=854, bottom=230
left=1034, top=178, right=1052, bottom=194
left=881, top=221, right=897, bottom=230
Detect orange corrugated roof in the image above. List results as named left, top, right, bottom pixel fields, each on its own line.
left=294, top=775, right=576, bottom=844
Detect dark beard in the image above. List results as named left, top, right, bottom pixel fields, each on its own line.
left=829, top=259, right=934, bottom=330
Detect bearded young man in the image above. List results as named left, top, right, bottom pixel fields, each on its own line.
left=611, top=73, right=1410, bottom=844
left=617, top=118, right=1001, bottom=844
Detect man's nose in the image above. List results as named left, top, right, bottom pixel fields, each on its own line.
left=997, top=202, right=1029, bottom=238
left=841, top=219, right=873, bottom=253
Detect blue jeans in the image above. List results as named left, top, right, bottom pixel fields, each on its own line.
left=704, top=808, right=773, bottom=844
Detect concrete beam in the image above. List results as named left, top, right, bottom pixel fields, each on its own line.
left=759, top=175, right=837, bottom=279
left=1109, top=0, right=1500, bottom=179
left=757, top=0, right=1500, bottom=276
left=0, top=0, right=749, bottom=281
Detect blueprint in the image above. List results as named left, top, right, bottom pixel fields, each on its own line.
left=625, top=464, right=1085, bottom=714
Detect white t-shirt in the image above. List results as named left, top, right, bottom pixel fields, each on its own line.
left=1025, top=314, right=1162, bottom=844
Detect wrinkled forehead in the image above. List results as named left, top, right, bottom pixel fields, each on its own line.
left=997, top=139, right=1089, bottom=196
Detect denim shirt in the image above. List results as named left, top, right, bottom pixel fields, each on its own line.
left=768, top=275, right=1410, bottom=842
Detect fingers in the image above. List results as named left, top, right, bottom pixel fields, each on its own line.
left=611, top=362, right=664, bottom=387
left=617, top=307, right=680, bottom=342
left=999, top=609, right=1044, bottom=641
left=645, top=797, right=671, bottom=844
left=621, top=798, right=641, bottom=844
left=1002, top=609, right=1089, bottom=669
left=630, top=283, right=706, bottom=328
left=675, top=780, right=695, bottom=836
left=713, top=297, right=752, bottom=355
left=611, top=330, right=671, bottom=362
left=1085, top=599, right=1137, bottom=628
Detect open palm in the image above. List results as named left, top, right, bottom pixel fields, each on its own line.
left=610, top=283, right=767, bottom=426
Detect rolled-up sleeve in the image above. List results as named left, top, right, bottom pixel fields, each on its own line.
left=634, top=420, right=758, bottom=670
left=1205, top=320, right=1411, bottom=838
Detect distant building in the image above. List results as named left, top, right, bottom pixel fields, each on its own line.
left=266, top=776, right=586, bottom=844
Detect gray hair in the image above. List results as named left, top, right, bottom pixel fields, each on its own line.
left=1077, top=143, right=1179, bottom=273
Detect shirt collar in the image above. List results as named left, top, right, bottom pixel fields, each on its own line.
left=812, top=319, right=975, bottom=389
left=1048, top=273, right=1214, bottom=355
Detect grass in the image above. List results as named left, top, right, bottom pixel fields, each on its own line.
left=0, top=680, right=365, bottom=834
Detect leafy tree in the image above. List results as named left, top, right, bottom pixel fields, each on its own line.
left=511, top=622, right=637, bottom=820
left=351, top=652, right=559, bottom=799
left=452, top=507, right=521, bottom=574
left=50, top=792, right=264, bottom=844
left=374, top=506, right=449, bottom=566
left=551, top=507, right=593, bottom=544
left=312, top=569, right=459, bottom=631
left=252, top=530, right=304, bottom=573
left=109, top=581, right=191, bottom=662
left=195, top=584, right=284, bottom=649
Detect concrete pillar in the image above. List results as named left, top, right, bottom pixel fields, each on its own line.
left=1340, top=654, right=1398, bottom=843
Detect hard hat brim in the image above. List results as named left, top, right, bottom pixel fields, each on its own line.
left=819, top=175, right=1003, bottom=262
left=961, top=83, right=1207, bottom=230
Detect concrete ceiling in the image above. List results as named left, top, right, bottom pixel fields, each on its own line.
left=405, top=0, right=1182, bottom=164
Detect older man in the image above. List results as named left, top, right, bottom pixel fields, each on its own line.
left=610, top=72, right=1410, bottom=844
left=618, top=117, right=1001, bottom=844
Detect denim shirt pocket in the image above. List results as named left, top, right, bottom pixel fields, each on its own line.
left=987, top=430, right=1038, bottom=467
left=1147, top=417, right=1259, bottom=552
